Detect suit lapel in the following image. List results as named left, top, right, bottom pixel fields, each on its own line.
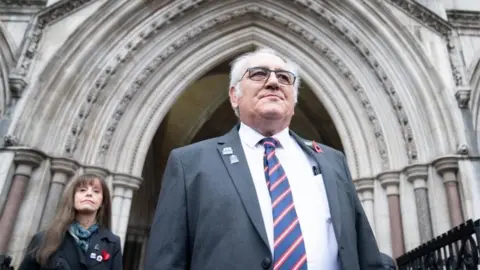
left=84, top=230, right=106, bottom=268
left=291, top=132, right=343, bottom=240
left=216, top=126, right=270, bottom=249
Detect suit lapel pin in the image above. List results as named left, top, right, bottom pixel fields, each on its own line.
left=222, top=147, right=233, bottom=155
left=305, top=140, right=322, bottom=153
left=90, top=253, right=96, bottom=259
left=94, top=244, right=99, bottom=250
left=96, top=255, right=103, bottom=262
left=312, top=140, right=322, bottom=153
left=230, top=154, right=239, bottom=164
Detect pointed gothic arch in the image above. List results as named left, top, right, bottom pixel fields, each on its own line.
left=0, top=21, right=15, bottom=118
left=9, top=0, right=458, bottom=181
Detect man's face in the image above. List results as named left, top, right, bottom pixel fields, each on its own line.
left=230, top=53, right=296, bottom=121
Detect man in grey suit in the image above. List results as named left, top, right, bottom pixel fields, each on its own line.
left=144, top=48, right=384, bottom=269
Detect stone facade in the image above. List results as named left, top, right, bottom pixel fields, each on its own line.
left=1, top=0, right=480, bottom=268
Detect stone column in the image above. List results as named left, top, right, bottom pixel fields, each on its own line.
left=432, top=156, right=464, bottom=227
left=378, top=171, right=405, bottom=258
left=404, top=164, right=433, bottom=243
left=111, top=174, right=142, bottom=249
left=39, top=158, right=78, bottom=229
left=354, top=178, right=375, bottom=231
left=0, top=149, right=43, bottom=253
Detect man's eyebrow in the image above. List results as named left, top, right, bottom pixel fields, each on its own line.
left=250, top=66, right=289, bottom=71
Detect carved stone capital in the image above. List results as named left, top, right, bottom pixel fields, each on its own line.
left=83, top=166, right=110, bottom=179
left=432, top=156, right=458, bottom=175
left=377, top=171, right=401, bottom=196
left=8, top=75, right=28, bottom=97
left=455, top=87, right=471, bottom=109
left=112, top=173, right=143, bottom=190
left=14, top=148, right=44, bottom=168
left=50, top=157, right=78, bottom=176
left=404, top=164, right=429, bottom=183
left=353, top=177, right=374, bottom=193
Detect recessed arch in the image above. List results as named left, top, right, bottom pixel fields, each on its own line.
left=0, top=21, right=15, bottom=118
left=9, top=0, right=458, bottom=181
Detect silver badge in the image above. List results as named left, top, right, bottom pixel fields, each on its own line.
left=90, top=253, right=96, bottom=259
left=230, top=154, right=239, bottom=164
left=94, top=244, right=100, bottom=250
left=222, top=147, right=233, bottom=155
left=96, top=255, right=103, bottom=262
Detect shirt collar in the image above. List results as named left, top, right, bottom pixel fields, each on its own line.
left=239, top=122, right=291, bottom=149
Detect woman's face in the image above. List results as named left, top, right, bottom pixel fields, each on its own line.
left=74, top=179, right=103, bottom=214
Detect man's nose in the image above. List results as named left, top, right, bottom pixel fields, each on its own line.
left=265, top=72, right=280, bottom=90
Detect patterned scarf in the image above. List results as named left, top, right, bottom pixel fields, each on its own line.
left=68, top=221, right=99, bottom=253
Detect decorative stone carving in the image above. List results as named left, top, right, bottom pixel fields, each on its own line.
left=432, top=155, right=458, bottom=178
left=0, top=0, right=47, bottom=6
left=447, top=10, right=480, bottom=32
left=446, top=32, right=467, bottom=87
left=112, top=173, right=143, bottom=190
left=456, top=144, right=469, bottom=155
left=354, top=177, right=375, bottom=193
left=14, top=148, right=44, bottom=170
left=9, top=0, right=94, bottom=96
left=455, top=87, right=471, bottom=108
left=92, top=3, right=397, bottom=171
left=3, top=134, right=18, bottom=147
left=404, top=164, right=429, bottom=186
left=386, top=0, right=452, bottom=36
left=50, top=157, right=78, bottom=183
left=83, top=165, right=109, bottom=179
left=378, top=171, right=401, bottom=196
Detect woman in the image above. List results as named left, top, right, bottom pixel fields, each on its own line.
left=19, top=174, right=123, bottom=270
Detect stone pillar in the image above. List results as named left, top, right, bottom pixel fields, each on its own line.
left=0, top=149, right=43, bottom=253
left=39, top=158, right=78, bottom=229
left=354, top=178, right=375, bottom=231
left=404, top=164, right=433, bottom=243
left=378, top=171, right=405, bottom=258
left=432, top=156, right=464, bottom=227
left=111, top=174, right=142, bottom=249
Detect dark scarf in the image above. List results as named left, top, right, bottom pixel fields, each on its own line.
left=68, top=221, right=99, bottom=253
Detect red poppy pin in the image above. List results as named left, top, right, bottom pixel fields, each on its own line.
left=305, top=140, right=322, bottom=153
left=101, top=250, right=110, bottom=261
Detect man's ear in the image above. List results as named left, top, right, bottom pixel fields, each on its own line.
left=229, top=86, right=239, bottom=110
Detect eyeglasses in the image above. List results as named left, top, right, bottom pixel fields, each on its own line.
left=242, top=67, right=296, bottom=85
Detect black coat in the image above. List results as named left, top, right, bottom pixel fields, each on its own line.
left=18, top=228, right=123, bottom=270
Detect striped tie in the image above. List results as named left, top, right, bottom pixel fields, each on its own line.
left=261, top=137, right=308, bottom=270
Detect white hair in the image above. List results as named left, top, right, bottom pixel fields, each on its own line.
left=228, top=48, right=301, bottom=116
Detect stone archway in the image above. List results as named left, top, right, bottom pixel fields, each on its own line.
left=0, top=21, right=15, bottom=120
left=1, top=0, right=466, bottom=264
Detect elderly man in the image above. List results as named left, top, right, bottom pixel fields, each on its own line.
left=144, top=48, right=384, bottom=269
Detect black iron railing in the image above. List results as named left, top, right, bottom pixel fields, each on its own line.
left=396, top=219, right=480, bottom=270
left=0, top=254, right=13, bottom=270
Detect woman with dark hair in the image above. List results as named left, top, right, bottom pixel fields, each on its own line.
left=19, top=174, right=122, bottom=270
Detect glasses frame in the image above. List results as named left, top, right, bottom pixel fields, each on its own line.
left=241, top=67, right=297, bottom=86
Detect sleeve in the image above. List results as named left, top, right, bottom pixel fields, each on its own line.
left=18, top=233, right=42, bottom=270
left=340, top=153, right=384, bottom=270
left=143, top=150, right=189, bottom=270
left=110, top=235, right=123, bottom=270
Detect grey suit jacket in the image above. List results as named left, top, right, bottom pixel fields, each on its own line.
left=144, top=125, right=384, bottom=270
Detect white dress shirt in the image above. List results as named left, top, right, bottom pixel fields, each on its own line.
left=239, top=123, right=339, bottom=270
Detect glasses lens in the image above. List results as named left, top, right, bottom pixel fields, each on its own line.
left=248, top=68, right=269, bottom=81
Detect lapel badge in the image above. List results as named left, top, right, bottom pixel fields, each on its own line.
left=101, top=250, right=111, bottom=261
left=90, top=253, right=96, bottom=259
left=222, top=147, right=233, bottom=155
left=312, top=140, right=322, bottom=153
left=230, top=154, right=239, bottom=164
left=94, top=244, right=99, bottom=250
left=96, top=255, right=103, bottom=262
left=305, top=140, right=322, bottom=153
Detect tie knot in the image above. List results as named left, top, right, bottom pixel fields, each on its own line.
left=261, top=137, right=280, bottom=150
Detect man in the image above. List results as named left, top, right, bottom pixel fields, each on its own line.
left=144, top=48, right=384, bottom=269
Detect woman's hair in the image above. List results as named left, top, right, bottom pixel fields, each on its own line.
left=35, top=174, right=112, bottom=265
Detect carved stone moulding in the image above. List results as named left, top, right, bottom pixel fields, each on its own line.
left=386, top=0, right=452, bottom=36
left=455, top=86, right=471, bottom=109
left=0, top=0, right=47, bottom=7
left=447, top=10, right=480, bottom=31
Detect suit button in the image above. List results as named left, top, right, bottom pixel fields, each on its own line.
left=262, top=257, right=271, bottom=269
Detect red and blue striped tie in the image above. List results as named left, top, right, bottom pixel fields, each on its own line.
left=261, top=137, right=308, bottom=270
